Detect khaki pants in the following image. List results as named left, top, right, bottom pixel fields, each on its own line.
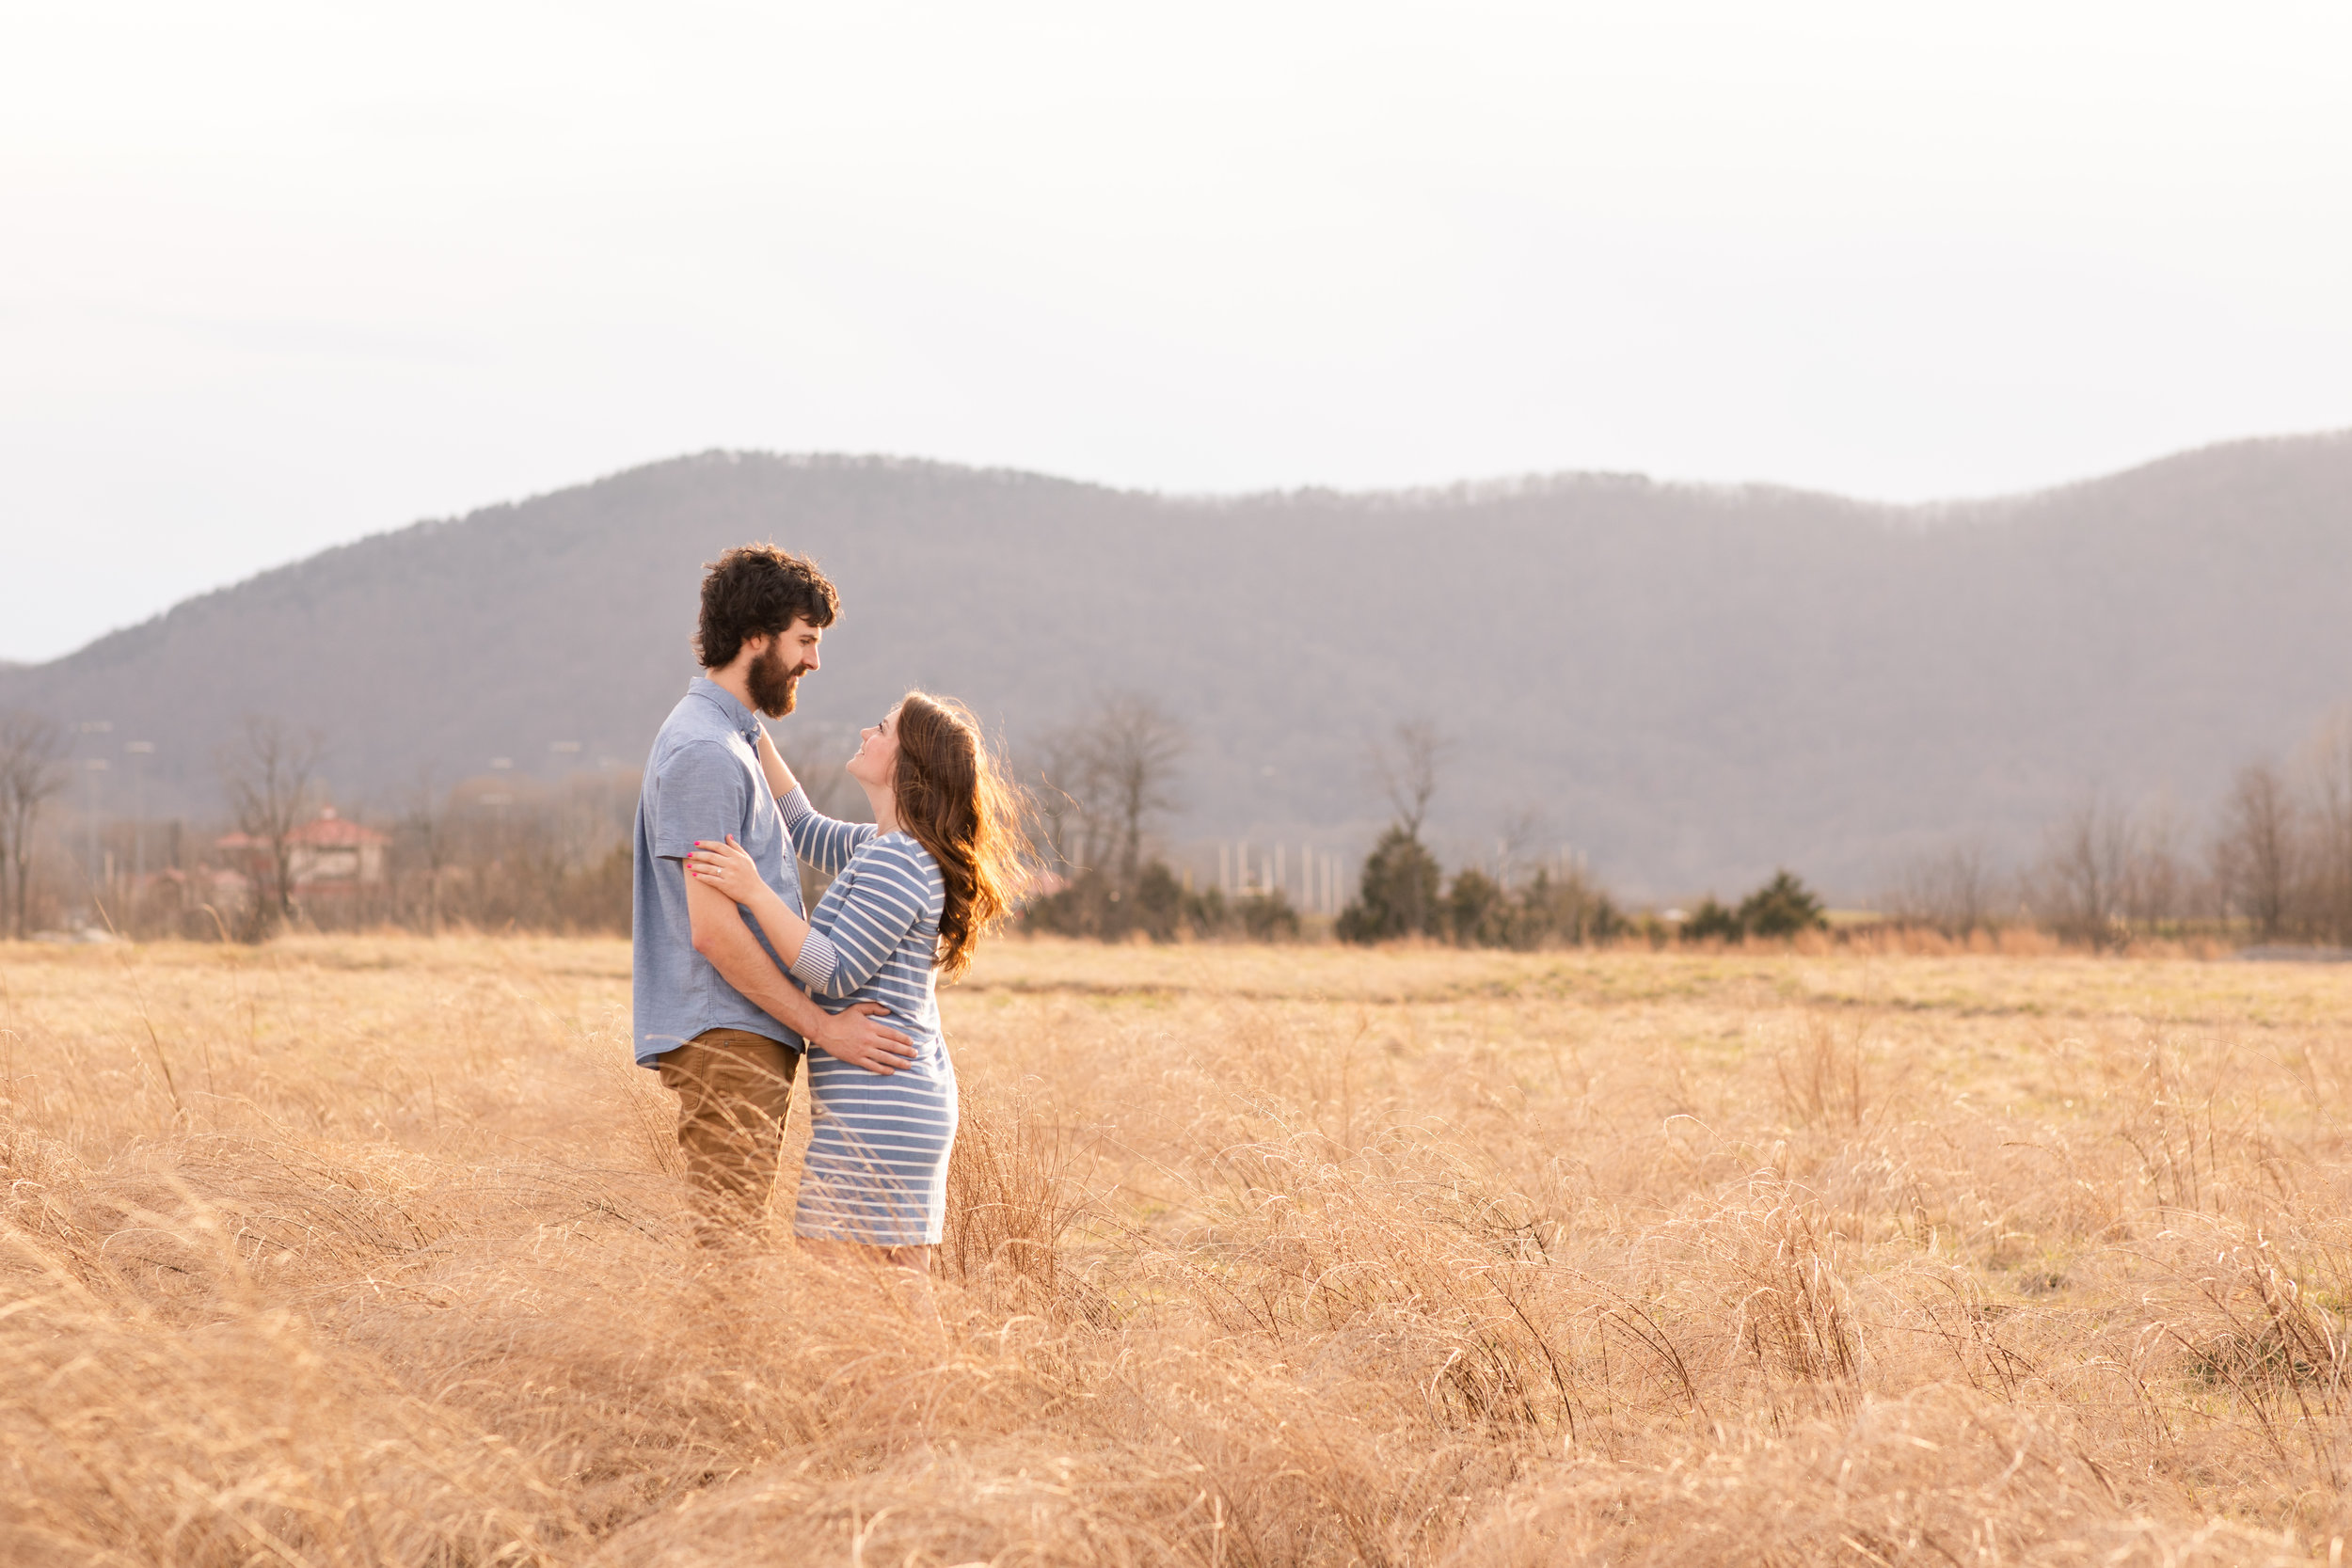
left=656, top=1027, right=799, bottom=1233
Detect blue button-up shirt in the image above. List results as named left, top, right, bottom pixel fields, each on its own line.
left=630, top=676, right=805, bottom=1064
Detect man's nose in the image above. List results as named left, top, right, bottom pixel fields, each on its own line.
left=803, top=645, right=820, bottom=673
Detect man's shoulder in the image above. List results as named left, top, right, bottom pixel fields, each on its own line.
left=654, top=686, right=720, bottom=740
left=649, top=716, right=750, bottom=779
left=655, top=727, right=741, bottom=761
left=644, top=729, right=754, bottom=836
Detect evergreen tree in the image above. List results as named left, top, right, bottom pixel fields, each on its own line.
left=1445, top=866, right=1507, bottom=946
left=1681, top=895, right=1742, bottom=943
left=1738, top=869, right=1826, bottom=938
left=1241, top=888, right=1301, bottom=941
left=1133, top=860, right=1185, bottom=941
left=1338, top=825, right=1443, bottom=942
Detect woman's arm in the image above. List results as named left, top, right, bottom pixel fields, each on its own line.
left=686, top=835, right=813, bottom=965
left=754, top=723, right=799, bottom=800
left=780, top=840, right=935, bottom=998
left=776, top=783, right=875, bottom=876
left=755, top=724, right=870, bottom=874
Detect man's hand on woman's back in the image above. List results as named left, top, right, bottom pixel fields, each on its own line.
left=809, top=1002, right=919, bottom=1075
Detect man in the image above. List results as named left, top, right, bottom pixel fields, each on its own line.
left=632, top=544, right=915, bottom=1236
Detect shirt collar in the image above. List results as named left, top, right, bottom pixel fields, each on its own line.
left=688, top=675, right=761, bottom=742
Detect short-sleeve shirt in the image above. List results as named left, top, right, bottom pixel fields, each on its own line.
left=629, top=676, right=806, bottom=1065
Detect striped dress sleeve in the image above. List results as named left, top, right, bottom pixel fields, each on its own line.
left=788, top=838, right=938, bottom=997
left=777, top=785, right=874, bottom=875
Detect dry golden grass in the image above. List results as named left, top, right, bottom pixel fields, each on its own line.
left=7, top=933, right=2352, bottom=1564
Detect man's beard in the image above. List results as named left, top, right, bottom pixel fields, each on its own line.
left=746, top=641, right=806, bottom=717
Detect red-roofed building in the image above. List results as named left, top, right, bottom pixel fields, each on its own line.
left=216, top=807, right=389, bottom=899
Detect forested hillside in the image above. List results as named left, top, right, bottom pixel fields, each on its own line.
left=7, top=433, right=2349, bottom=896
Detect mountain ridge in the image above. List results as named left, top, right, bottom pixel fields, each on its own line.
left=42, top=425, right=2334, bottom=666
left=6, top=431, right=2349, bottom=899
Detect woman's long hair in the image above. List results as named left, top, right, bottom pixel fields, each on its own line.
left=890, top=691, right=1021, bottom=976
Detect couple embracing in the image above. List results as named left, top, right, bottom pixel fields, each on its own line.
left=630, top=544, right=1021, bottom=1297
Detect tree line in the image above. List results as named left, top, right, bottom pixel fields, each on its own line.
left=8, top=698, right=2352, bottom=950
left=1015, top=693, right=1309, bottom=941
left=1886, top=707, right=2352, bottom=948
left=1017, top=706, right=1632, bottom=949
left=0, top=713, right=637, bottom=940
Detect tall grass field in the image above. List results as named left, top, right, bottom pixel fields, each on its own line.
left=6, top=934, right=2352, bottom=1565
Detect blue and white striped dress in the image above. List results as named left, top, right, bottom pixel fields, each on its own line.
left=777, top=786, right=957, bottom=1246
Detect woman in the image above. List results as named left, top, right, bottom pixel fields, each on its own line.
left=685, top=691, right=1019, bottom=1287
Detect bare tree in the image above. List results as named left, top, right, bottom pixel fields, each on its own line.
left=1089, top=693, right=1185, bottom=892
left=218, top=716, right=324, bottom=938
left=0, top=712, right=67, bottom=939
left=1371, top=720, right=1445, bottom=839
left=1026, top=693, right=1184, bottom=894
left=2212, top=762, right=2300, bottom=942
left=1886, top=838, right=1997, bottom=936
left=2122, top=793, right=2201, bottom=928
left=1026, top=726, right=1095, bottom=878
left=2032, top=793, right=2132, bottom=947
left=1497, top=805, right=1548, bottom=890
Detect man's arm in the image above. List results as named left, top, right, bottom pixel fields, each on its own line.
left=682, top=864, right=916, bottom=1074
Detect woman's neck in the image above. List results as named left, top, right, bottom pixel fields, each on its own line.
left=862, top=780, right=901, bottom=835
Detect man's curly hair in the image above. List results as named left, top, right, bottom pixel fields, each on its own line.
left=692, top=545, right=839, bottom=670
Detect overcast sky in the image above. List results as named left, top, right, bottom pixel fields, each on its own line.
left=5, top=2, right=2349, bottom=663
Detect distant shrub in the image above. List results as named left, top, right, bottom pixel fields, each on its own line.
left=563, top=842, right=635, bottom=934
left=1021, top=857, right=1242, bottom=942
left=1739, top=870, right=1826, bottom=938
left=1133, top=862, right=1186, bottom=942
left=1025, top=859, right=1184, bottom=942
left=1513, top=866, right=1622, bottom=947
left=1184, top=883, right=1231, bottom=936
left=1445, top=867, right=1508, bottom=946
left=1681, top=896, right=1743, bottom=944
left=1240, top=889, right=1300, bottom=942
left=1677, top=872, right=1825, bottom=944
